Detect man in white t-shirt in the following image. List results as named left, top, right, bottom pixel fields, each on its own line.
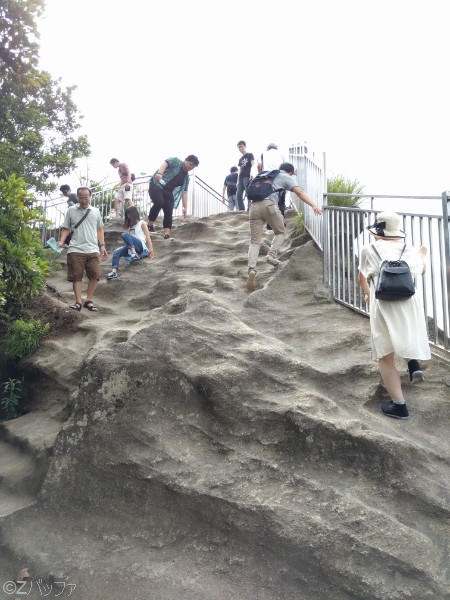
left=257, top=143, right=286, bottom=173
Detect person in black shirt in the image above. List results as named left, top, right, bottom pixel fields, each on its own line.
left=236, top=140, right=255, bottom=211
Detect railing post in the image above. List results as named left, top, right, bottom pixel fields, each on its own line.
left=442, top=191, right=450, bottom=348
left=191, top=172, right=196, bottom=217
left=41, top=198, right=48, bottom=244
left=322, top=193, right=329, bottom=284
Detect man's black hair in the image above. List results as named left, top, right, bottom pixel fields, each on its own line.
left=230, top=166, right=238, bottom=173
left=185, top=155, right=199, bottom=166
left=109, top=158, right=119, bottom=165
left=279, top=162, right=295, bottom=174
left=237, top=140, right=246, bottom=146
left=60, top=184, right=71, bottom=193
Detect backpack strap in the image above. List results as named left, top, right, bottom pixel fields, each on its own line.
left=371, top=244, right=382, bottom=261
left=398, top=243, right=407, bottom=260
left=368, top=244, right=383, bottom=287
left=73, top=208, right=91, bottom=230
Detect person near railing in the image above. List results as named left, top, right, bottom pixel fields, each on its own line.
left=257, top=142, right=286, bottom=173
left=236, top=140, right=255, bottom=211
left=148, top=155, right=199, bottom=239
left=110, top=158, right=134, bottom=220
left=222, top=166, right=239, bottom=211
left=59, top=184, right=79, bottom=207
left=357, top=211, right=431, bottom=420
left=246, top=163, right=322, bottom=292
left=57, top=187, right=108, bottom=312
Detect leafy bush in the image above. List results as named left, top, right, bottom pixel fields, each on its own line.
left=1, top=377, right=23, bottom=420
left=3, top=318, right=50, bottom=360
left=292, top=212, right=305, bottom=237
left=43, top=248, right=62, bottom=274
left=327, top=174, right=365, bottom=207
left=0, top=173, right=51, bottom=315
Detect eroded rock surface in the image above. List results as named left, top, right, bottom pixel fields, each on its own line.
left=0, top=211, right=449, bottom=600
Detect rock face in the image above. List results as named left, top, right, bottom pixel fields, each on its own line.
left=0, top=211, right=449, bottom=600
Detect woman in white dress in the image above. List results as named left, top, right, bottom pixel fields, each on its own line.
left=358, top=211, right=430, bottom=419
left=107, top=206, right=155, bottom=280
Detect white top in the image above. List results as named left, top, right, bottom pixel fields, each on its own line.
left=130, top=220, right=148, bottom=251
left=358, top=238, right=431, bottom=363
left=259, top=148, right=286, bottom=171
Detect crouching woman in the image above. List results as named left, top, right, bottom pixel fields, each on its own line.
left=107, top=206, right=155, bottom=279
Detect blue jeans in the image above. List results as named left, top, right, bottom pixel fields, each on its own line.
left=227, top=193, right=239, bottom=211
left=236, top=177, right=249, bottom=211
left=112, top=233, right=144, bottom=269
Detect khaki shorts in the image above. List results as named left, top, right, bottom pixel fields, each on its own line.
left=115, top=183, right=133, bottom=203
left=67, top=252, right=101, bottom=282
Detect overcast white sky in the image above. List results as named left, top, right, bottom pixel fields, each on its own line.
left=37, top=0, right=449, bottom=202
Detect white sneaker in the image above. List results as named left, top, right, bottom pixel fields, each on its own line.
left=266, top=254, right=280, bottom=266
left=247, top=269, right=256, bottom=292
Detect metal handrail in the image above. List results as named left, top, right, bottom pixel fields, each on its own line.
left=34, top=175, right=227, bottom=241
left=321, top=201, right=449, bottom=355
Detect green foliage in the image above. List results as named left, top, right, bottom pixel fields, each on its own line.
left=0, top=0, right=90, bottom=194
left=43, top=248, right=62, bottom=274
left=1, top=377, right=23, bottom=420
left=292, top=212, right=305, bottom=237
left=0, top=173, right=50, bottom=313
left=327, top=174, right=365, bottom=207
left=3, top=317, right=50, bottom=360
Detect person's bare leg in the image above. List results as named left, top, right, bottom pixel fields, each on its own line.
left=72, top=281, right=82, bottom=304
left=378, top=353, right=403, bottom=400
left=114, top=198, right=119, bottom=219
left=85, top=278, right=99, bottom=303
left=378, top=353, right=409, bottom=418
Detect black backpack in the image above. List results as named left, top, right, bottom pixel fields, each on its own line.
left=246, top=170, right=282, bottom=201
left=371, top=244, right=416, bottom=301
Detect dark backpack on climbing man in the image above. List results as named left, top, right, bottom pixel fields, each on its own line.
left=246, top=169, right=282, bottom=201
left=371, top=244, right=416, bottom=301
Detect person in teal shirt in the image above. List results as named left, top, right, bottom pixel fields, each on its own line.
left=148, top=155, right=199, bottom=239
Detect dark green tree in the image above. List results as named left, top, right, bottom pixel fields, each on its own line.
left=0, top=0, right=90, bottom=194
left=0, top=172, right=50, bottom=315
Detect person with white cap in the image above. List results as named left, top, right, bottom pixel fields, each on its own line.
left=358, top=211, right=431, bottom=419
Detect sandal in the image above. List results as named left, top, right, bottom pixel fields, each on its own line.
left=69, top=302, right=82, bottom=311
left=83, top=300, right=98, bottom=312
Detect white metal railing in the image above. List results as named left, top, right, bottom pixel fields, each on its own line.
left=288, top=146, right=325, bottom=247
left=35, top=174, right=228, bottom=242
left=322, top=202, right=450, bottom=355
